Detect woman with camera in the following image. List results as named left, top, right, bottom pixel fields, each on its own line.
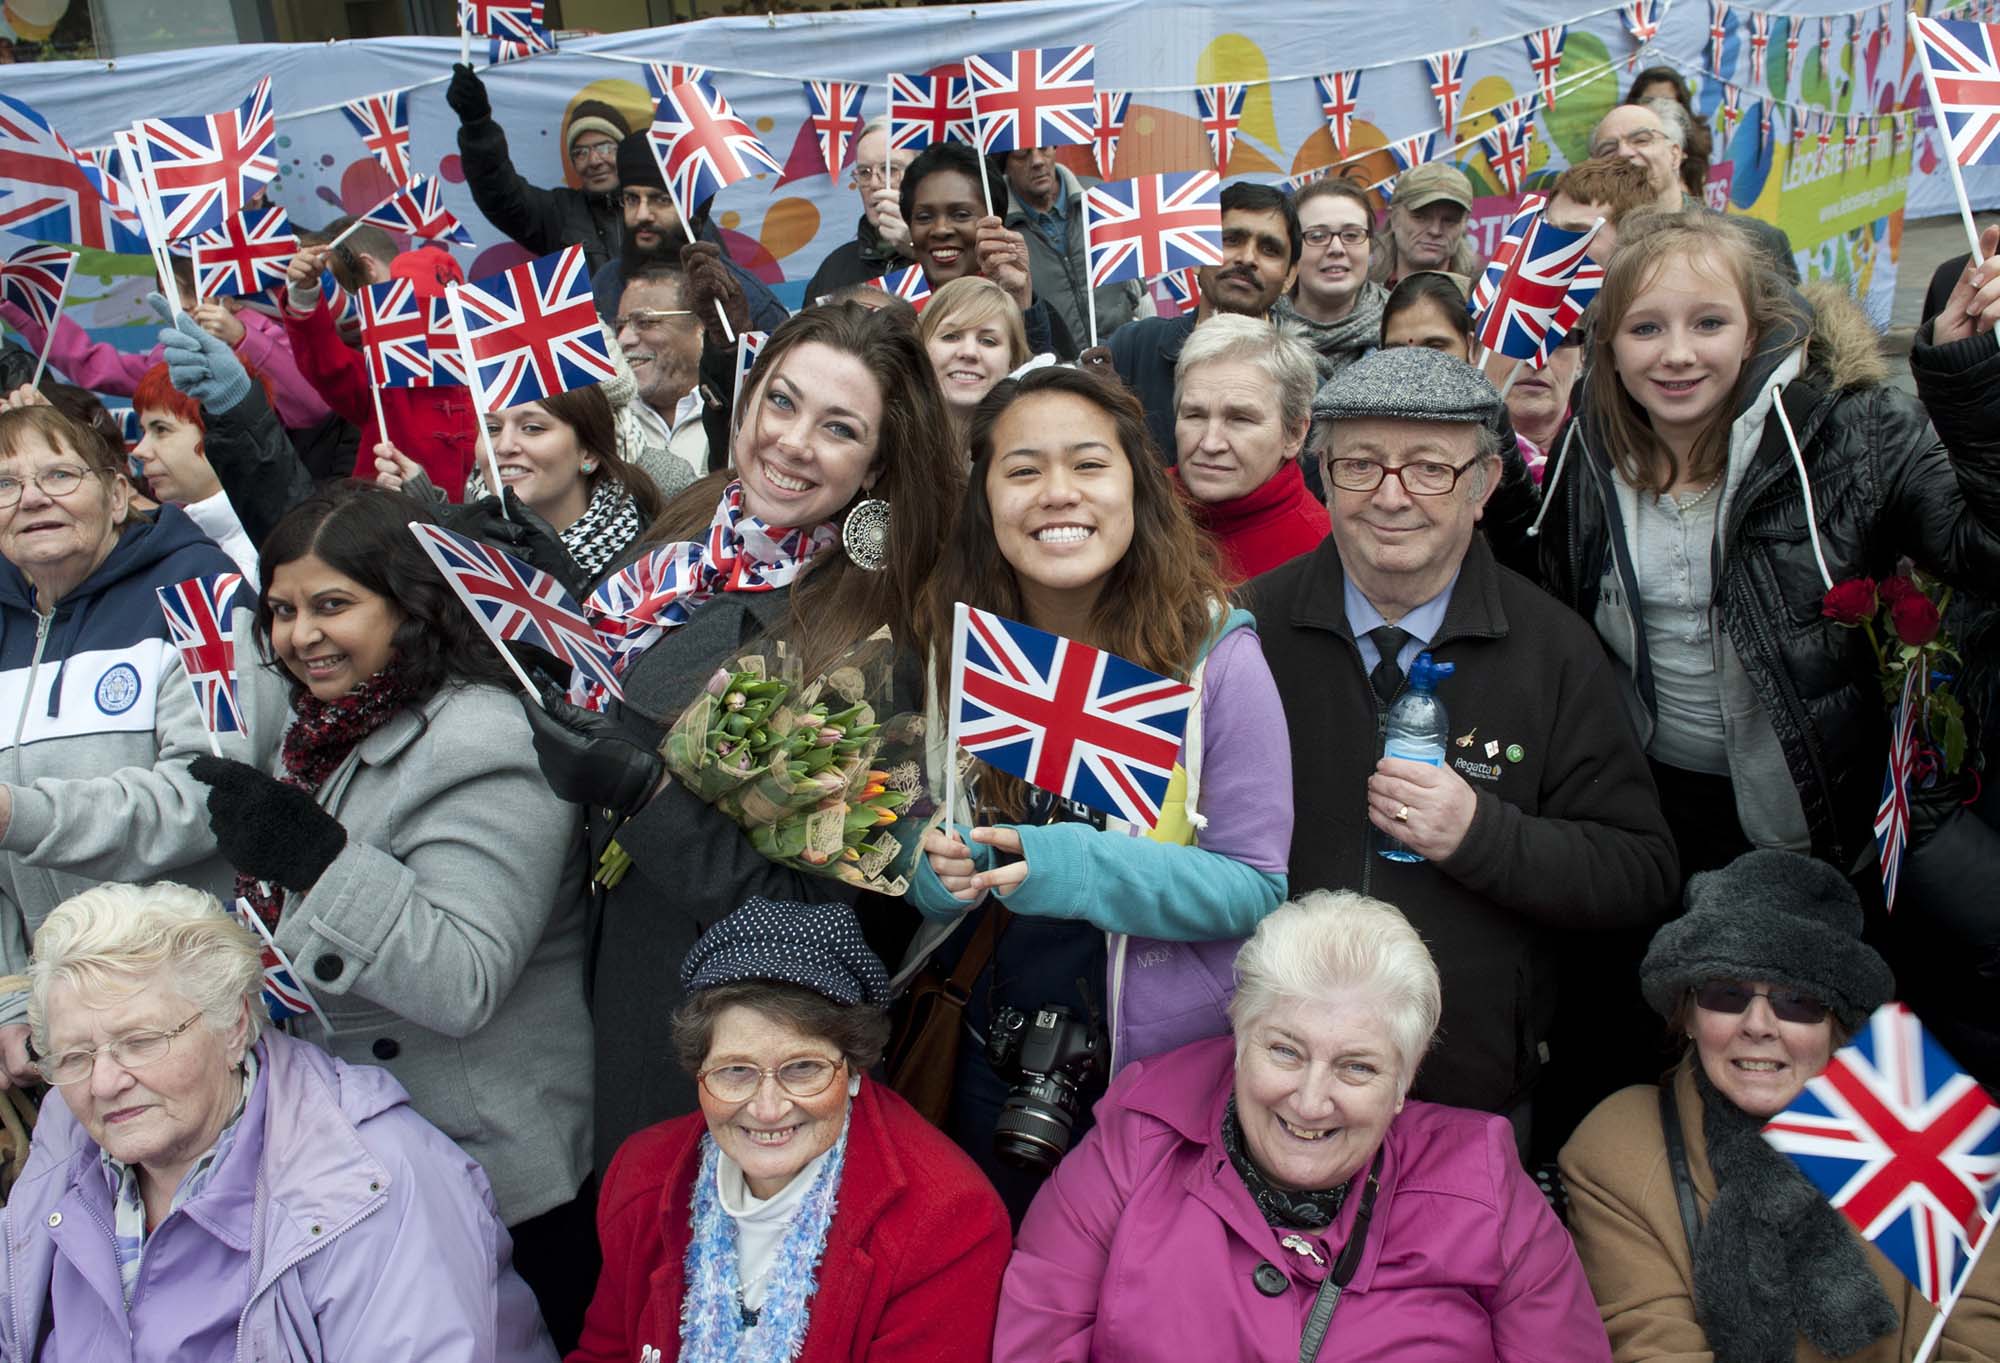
left=571, top=897, right=1011, bottom=1363
left=910, top=366, right=1293, bottom=1221
left=994, top=891, right=1611, bottom=1362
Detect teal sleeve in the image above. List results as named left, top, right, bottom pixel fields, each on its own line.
left=906, top=822, right=998, bottom=923
left=1000, top=822, right=1286, bottom=941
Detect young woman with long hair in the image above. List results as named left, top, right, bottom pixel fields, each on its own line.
left=919, top=275, right=1031, bottom=451
left=908, top=366, right=1293, bottom=1221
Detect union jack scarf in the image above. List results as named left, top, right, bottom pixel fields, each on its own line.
left=574, top=480, right=838, bottom=709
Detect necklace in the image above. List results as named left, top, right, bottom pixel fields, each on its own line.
left=1667, top=474, right=1720, bottom=512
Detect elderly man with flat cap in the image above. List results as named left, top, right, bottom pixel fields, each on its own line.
left=1243, top=345, right=1679, bottom=1154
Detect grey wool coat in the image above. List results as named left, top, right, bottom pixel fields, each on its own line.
left=270, top=681, right=592, bottom=1225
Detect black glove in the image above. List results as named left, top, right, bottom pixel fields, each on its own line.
left=444, top=490, right=586, bottom=598
left=190, top=755, right=347, bottom=892
left=521, top=686, right=663, bottom=817
left=446, top=63, right=492, bottom=123
left=680, top=241, right=750, bottom=350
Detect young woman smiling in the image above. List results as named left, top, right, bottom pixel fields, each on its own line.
left=909, top=366, right=1294, bottom=1220
left=918, top=276, right=1031, bottom=452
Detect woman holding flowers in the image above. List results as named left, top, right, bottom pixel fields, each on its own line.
left=1529, top=209, right=2000, bottom=882
left=522, top=303, right=963, bottom=1173
left=910, top=366, right=1293, bottom=1221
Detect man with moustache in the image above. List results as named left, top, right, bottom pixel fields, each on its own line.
left=589, top=134, right=789, bottom=334
left=1107, top=181, right=1300, bottom=462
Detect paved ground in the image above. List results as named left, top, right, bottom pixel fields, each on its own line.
left=1883, top=213, right=1974, bottom=395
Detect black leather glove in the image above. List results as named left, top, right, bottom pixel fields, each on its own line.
left=521, top=686, right=663, bottom=817
left=190, top=755, right=348, bottom=892
left=681, top=242, right=750, bottom=350
left=446, top=63, right=492, bottom=124
left=444, top=490, right=586, bottom=598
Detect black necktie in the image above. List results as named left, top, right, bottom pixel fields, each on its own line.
left=1368, top=625, right=1411, bottom=705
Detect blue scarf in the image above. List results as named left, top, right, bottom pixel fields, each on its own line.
left=678, top=1113, right=850, bottom=1362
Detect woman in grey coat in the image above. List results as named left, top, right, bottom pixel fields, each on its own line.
left=186, top=482, right=596, bottom=1349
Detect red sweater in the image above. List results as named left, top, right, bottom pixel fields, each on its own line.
left=1182, top=458, right=1331, bottom=583
left=570, top=1080, right=1012, bottom=1363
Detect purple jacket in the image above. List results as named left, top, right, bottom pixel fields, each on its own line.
left=0, top=1032, right=555, bottom=1362
left=995, top=1037, right=1612, bottom=1363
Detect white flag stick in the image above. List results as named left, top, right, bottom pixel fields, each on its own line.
left=120, top=128, right=182, bottom=321
left=441, top=280, right=515, bottom=525
left=1496, top=357, right=1527, bottom=400
left=28, top=266, right=71, bottom=392
left=676, top=201, right=736, bottom=344
left=460, top=9, right=472, bottom=66
left=1910, top=12, right=1985, bottom=266
left=1082, top=211, right=1100, bottom=349
left=1912, top=1205, right=1999, bottom=1363
left=884, top=75, right=893, bottom=187
left=968, top=89, right=996, bottom=218
left=943, top=601, right=969, bottom=830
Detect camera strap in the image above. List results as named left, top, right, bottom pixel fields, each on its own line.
left=1297, top=1145, right=1385, bottom=1363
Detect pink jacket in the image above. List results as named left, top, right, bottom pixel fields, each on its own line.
left=995, top=1037, right=1612, bottom=1363
left=0, top=300, right=333, bottom=430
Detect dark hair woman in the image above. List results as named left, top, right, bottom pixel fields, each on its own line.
left=908, top=366, right=1294, bottom=1222
left=187, top=481, right=598, bottom=1347
left=522, top=302, right=964, bottom=1172
left=1379, top=269, right=1476, bottom=359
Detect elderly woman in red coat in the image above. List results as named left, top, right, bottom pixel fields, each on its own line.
left=569, top=897, right=1011, bottom=1363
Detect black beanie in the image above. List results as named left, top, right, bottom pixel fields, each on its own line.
left=616, top=131, right=666, bottom=192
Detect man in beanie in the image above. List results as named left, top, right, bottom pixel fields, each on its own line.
left=1243, top=345, right=1677, bottom=1151
left=447, top=63, right=628, bottom=272
left=1370, top=162, right=1481, bottom=287
left=588, top=131, right=789, bottom=337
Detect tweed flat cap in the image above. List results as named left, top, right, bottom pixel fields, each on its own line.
left=680, top=896, right=892, bottom=1009
left=1311, top=345, right=1499, bottom=425
left=1639, top=849, right=1894, bottom=1030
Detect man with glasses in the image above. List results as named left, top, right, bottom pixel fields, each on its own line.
left=1591, top=99, right=1798, bottom=280
left=612, top=263, right=707, bottom=487
left=997, top=144, right=1147, bottom=351
left=447, top=63, right=630, bottom=273
left=803, top=117, right=919, bottom=303
left=1244, top=344, right=1676, bottom=1151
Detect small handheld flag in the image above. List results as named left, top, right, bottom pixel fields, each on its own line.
left=0, top=241, right=75, bottom=332
left=188, top=204, right=297, bottom=301
left=233, top=896, right=334, bottom=1031
left=1082, top=171, right=1224, bottom=289
left=458, top=0, right=544, bottom=45
left=1093, top=91, right=1130, bottom=179
left=0, top=93, right=148, bottom=253
left=452, top=245, right=616, bottom=410
left=649, top=77, right=783, bottom=225
left=858, top=264, right=933, bottom=311
left=1473, top=210, right=1600, bottom=361
left=156, top=572, right=248, bottom=755
left=360, top=277, right=464, bottom=389
left=341, top=92, right=413, bottom=184
left=130, top=76, right=278, bottom=242
left=353, top=173, right=473, bottom=247
left=1875, top=665, right=1921, bottom=911
left=887, top=72, right=974, bottom=153
left=963, top=46, right=1096, bottom=155
left=803, top=81, right=869, bottom=180
left=733, top=329, right=768, bottom=405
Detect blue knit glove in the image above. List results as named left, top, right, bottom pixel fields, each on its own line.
left=149, top=292, right=251, bottom=413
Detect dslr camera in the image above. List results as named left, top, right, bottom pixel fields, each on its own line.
left=985, top=1004, right=1106, bottom=1172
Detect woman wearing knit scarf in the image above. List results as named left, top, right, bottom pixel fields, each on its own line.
left=1560, top=850, right=2000, bottom=1361
left=187, top=483, right=601, bottom=1349
left=1272, top=178, right=1386, bottom=384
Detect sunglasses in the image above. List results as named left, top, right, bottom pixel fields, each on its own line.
left=1692, top=981, right=1831, bottom=1025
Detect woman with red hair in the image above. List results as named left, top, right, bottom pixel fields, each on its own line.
left=130, top=359, right=270, bottom=582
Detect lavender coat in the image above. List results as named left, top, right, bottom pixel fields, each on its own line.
left=994, top=1037, right=1612, bottom=1363
left=0, top=1032, right=555, bottom=1363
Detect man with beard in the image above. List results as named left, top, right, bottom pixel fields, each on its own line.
left=1107, top=181, right=1300, bottom=462
left=589, top=134, right=790, bottom=334
left=1367, top=163, right=1480, bottom=287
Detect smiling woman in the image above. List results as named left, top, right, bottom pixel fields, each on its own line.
left=918, top=275, right=1031, bottom=449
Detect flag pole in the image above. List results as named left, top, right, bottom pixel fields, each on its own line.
left=122, top=128, right=183, bottom=322
left=460, top=11, right=472, bottom=66
left=442, top=280, right=515, bottom=525
left=1909, top=11, right=1985, bottom=266
left=1912, top=1206, right=1999, bottom=1363
left=678, top=201, right=736, bottom=344
left=1081, top=209, right=1100, bottom=349
left=1496, top=357, right=1526, bottom=400
left=942, top=601, right=969, bottom=830
left=968, top=88, right=996, bottom=218
left=28, top=267, right=71, bottom=392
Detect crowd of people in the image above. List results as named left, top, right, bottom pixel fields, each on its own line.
left=0, top=59, right=1992, bottom=1362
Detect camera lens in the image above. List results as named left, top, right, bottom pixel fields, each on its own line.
left=993, top=1077, right=1080, bottom=1172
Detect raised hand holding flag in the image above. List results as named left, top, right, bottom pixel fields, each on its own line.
left=1474, top=208, right=1601, bottom=364
left=963, top=46, right=1093, bottom=215
left=1911, top=13, right=2000, bottom=262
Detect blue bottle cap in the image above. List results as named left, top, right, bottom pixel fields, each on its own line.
left=1406, top=651, right=1456, bottom=691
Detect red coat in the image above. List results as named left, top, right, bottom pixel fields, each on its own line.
left=1181, top=458, right=1331, bottom=583
left=280, top=264, right=477, bottom=497
left=570, top=1079, right=1012, bottom=1363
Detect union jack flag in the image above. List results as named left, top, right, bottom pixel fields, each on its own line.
left=1470, top=193, right=1542, bottom=316
left=1819, top=15, right=1836, bottom=86
left=458, top=0, right=543, bottom=44
left=1523, top=26, right=1567, bottom=113
left=452, top=245, right=615, bottom=409
left=643, top=62, right=708, bottom=103
left=1763, top=1004, right=2000, bottom=1306
left=1718, top=84, right=1745, bottom=143
left=131, top=76, right=278, bottom=241
left=1425, top=50, right=1468, bottom=142
left=0, top=95, right=148, bottom=253
left=1481, top=101, right=1536, bottom=196
left=1792, top=112, right=1808, bottom=163
left=733, top=328, right=768, bottom=405
left=356, top=173, right=473, bottom=246
left=1474, top=210, right=1599, bottom=361
left=0, top=242, right=74, bottom=331
left=963, top=46, right=1096, bottom=154
left=1867, top=119, right=1882, bottom=165
left=1387, top=132, right=1435, bottom=174
left=1195, top=85, right=1245, bottom=175
left=1786, top=17, right=1802, bottom=83
left=341, top=92, right=412, bottom=184
left=858, top=263, right=933, bottom=311
left=1816, top=112, right=1834, bottom=174
left=188, top=204, right=297, bottom=301
left=1749, top=11, right=1773, bottom=84
left=951, top=604, right=1194, bottom=830
left=410, top=523, right=624, bottom=700
left=361, top=278, right=449, bottom=388
left=1157, top=266, right=1201, bottom=310
left=1540, top=258, right=1602, bottom=366
left=427, top=296, right=468, bottom=384
left=156, top=573, right=248, bottom=736
left=1876, top=665, right=1921, bottom=910
left=1094, top=91, right=1130, bottom=179
left=887, top=72, right=974, bottom=153
left=1844, top=114, right=1862, bottom=169
left=487, top=28, right=553, bottom=65
left=1621, top=0, right=1662, bottom=70
left=1315, top=70, right=1363, bottom=161
left=1082, top=171, right=1223, bottom=289
left=1710, top=1, right=1734, bottom=76
left=648, top=77, right=782, bottom=221
left=802, top=80, right=868, bottom=179
left=232, top=896, right=330, bottom=1030
left=1913, top=17, right=2000, bottom=166
left=104, top=406, right=143, bottom=455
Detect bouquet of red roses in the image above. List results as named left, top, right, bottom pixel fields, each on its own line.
left=1821, top=569, right=1966, bottom=771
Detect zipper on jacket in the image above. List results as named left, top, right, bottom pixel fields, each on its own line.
left=235, top=1194, right=385, bottom=1359
left=9, top=611, right=53, bottom=787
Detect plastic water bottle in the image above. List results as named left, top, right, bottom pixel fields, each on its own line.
left=1376, top=651, right=1455, bottom=864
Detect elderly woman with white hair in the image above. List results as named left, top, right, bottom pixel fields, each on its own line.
left=1171, top=315, right=1330, bottom=583
left=992, top=889, right=1611, bottom=1362
left=0, top=882, right=556, bottom=1362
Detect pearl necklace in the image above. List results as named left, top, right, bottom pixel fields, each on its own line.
left=1667, top=474, right=1720, bottom=512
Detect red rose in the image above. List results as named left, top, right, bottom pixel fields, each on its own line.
left=1890, top=593, right=1942, bottom=646
left=1878, top=575, right=1922, bottom=608
left=1821, top=577, right=1878, bottom=625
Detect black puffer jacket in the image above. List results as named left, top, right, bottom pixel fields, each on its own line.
left=1531, top=283, right=2000, bottom=869
left=457, top=114, right=622, bottom=273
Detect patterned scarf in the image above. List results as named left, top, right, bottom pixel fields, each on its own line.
left=1273, top=283, right=1387, bottom=383
left=237, top=668, right=423, bottom=928
left=1220, top=1096, right=1348, bottom=1229
left=572, top=480, right=838, bottom=709
left=464, top=477, right=642, bottom=582
left=678, top=1114, right=850, bottom=1363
